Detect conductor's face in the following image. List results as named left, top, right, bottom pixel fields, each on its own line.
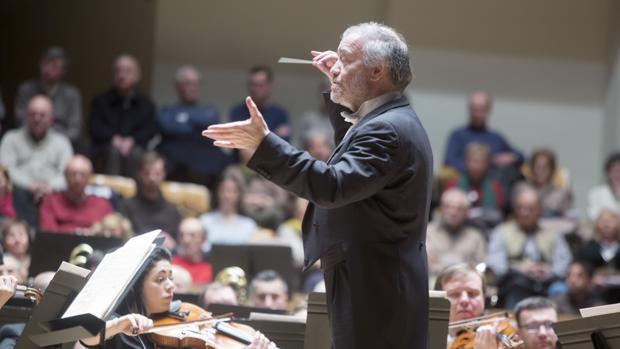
left=330, top=35, right=371, bottom=111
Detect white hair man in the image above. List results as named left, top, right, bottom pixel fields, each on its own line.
left=204, top=22, right=432, bottom=349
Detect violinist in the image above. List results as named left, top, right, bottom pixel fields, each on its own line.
left=80, top=247, right=278, bottom=349
left=514, top=297, right=557, bottom=349
left=435, top=264, right=498, bottom=349
left=0, top=250, right=17, bottom=309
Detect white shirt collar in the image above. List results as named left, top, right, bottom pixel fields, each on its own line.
left=340, top=91, right=402, bottom=125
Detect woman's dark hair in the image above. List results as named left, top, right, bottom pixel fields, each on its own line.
left=119, top=247, right=172, bottom=315
left=212, top=169, right=245, bottom=211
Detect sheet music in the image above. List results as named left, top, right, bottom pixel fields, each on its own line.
left=57, top=261, right=91, bottom=278
left=580, top=302, right=620, bottom=317
left=62, top=230, right=161, bottom=319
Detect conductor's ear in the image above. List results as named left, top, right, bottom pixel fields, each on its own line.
left=369, top=63, right=387, bottom=82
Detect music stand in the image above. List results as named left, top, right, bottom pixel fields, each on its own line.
left=19, top=232, right=162, bottom=348
left=241, top=314, right=305, bottom=349
left=210, top=244, right=294, bottom=293
left=554, top=311, right=620, bottom=349
left=207, top=303, right=287, bottom=318
left=29, top=232, right=122, bottom=277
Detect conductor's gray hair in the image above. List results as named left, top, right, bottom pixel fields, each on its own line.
left=174, top=65, right=201, bottom=83
left=342, top=22, right=413, bottom=90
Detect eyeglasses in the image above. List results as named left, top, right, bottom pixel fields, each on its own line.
left=521, top=322, right=555, bottom=333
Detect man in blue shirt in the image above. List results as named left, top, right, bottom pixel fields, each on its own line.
left=157, top=66, right=232, bottom=187
left=444, top=91, right=523, bottom=173
left=230, top=66, right=291, bottom=141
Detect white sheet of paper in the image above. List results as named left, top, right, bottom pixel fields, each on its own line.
left=278, top=57, right=313, bottom=64
left=580, top=302, right=620, bottom=317
left=62, top=230, right=161, bottom=319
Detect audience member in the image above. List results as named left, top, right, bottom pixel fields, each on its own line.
left=243, top=177, right=288, bottom=237
left=575, top=209, right=620, bottom=272
left=435, top=264, right=500, bottom=349
left=171, top=217, right=212, bottom=285
left=0, top=166, right=16, bottom=222
left=588, top=152, right=620, bottom=221
left=89, top=54, right=158, bottom=177
left=0, top=95, right=73, bottom=226
left=32, top=271, right=55, bottom=292
left=295, top=78, right=333, bottom=148
left=120, top=152, right=181, bottom=236
left=275, top=196, right=307, bottom=268
left=230, top=66, right=291, bottom=140
left=551, top=261, right=604, bottom=315
left=14, top=47, right=83, bottom=147
left=39, top=155, right=113, bottom=233
left=486, top=185, right=572, bottom=309
left=202, top=282, right=238, bottom=307
left=427, top=189, right=486, bottom=280
left=0, top=255, right=26, bottom=284
left=1, top=220, right=32, bottom=279
left=515, top=297, right=558, bottom=349
left=169, top=264, right=193, bottom=294
left=524, top=149, right=573, bottom=218
left=303, top=130, right=333, bottom=162
left=90, top=212, right=134, bottom=241
left=200, top=174, right=256, bottom=252
left=249, top=270, right=289, bottom=311
left=444, top=91, right=523, bottom=173
left=157, top=65, right=231, bottom=187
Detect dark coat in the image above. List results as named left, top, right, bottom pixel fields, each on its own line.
left=247, top=93, right=433, bottom=349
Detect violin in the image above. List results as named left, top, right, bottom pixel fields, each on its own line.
left=448, top=312, right=523, bottom=349
left=147, top=302, right=260, bottom=349
left=14, top=285, right=43, bottom=304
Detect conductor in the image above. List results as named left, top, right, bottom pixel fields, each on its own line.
left=204, top=22, right=433, bottom=349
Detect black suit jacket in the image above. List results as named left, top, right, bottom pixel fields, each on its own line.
left=247, top=93, right=433, bottom=349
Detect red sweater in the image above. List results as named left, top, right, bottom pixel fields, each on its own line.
left=171, top=256, right=212, bottom=285
left=39, top=192, right=113, bottom=233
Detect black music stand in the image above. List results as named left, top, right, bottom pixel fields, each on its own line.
left=18, top=234, right=163, bottom=348
left=554, top=311, right=620, bottom=349
left=29, top=232, right=122, bottom=277
left=241, top=315, right=305, bottom=349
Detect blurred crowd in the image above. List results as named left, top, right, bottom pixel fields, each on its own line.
left=0, top=46, right=619, bottom=321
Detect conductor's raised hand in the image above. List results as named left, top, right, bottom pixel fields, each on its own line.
left=311, top=50, right=338, bottom=82
left=202, top=96, right=269, bottom=152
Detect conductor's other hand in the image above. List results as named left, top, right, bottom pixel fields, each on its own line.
left=202, top=96, right=269, bottom=154
left=0, top=275, right=17, bottom=308
left=311, top=50, right=338, bottom=82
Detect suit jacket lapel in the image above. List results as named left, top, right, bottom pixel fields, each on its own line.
left=325, top=96, right=410, bottom=164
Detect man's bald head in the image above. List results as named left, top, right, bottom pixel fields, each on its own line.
left=468, top=91, right=492, bottom=129
left=113, top=54, right=141, bottom=94
left=65, top=155, right=93, bottom=198
left=26, top=95, right=54, bottom=140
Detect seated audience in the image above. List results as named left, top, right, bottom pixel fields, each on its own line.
left=171, top=217, right=212, bottom=285
left=575, top=209, right=620, bottom=273
left=89, top=54, right=157, bottom=177
left=303, top=130, right=332, bottom=162
left=200, top=174, right=256, bottom=252
left=445, top=143, right=505, bottom=231
left=515, top=297, right=558, bottom=349
left=588, top=152, right=620, bottom=221
left=15, top=46, right=82, bottom=147
left=169, top=264, right=193, bottom=294
left=524, top=149, right=573, bottom=218
left=0, top=165, right=16, bottom=222
left=427, top=189, right=486, bottom=280
left=120, top=151, right=181, bottom=236
left=0, top=95, right=73, bottom=226
left=90, top=212, right=134, bottom=241
left=486, top=185, right=572, bottom=309
left=202, top=282, right=238, bottom=307
left=295, top=78, right=333, bottom=148
left=158, top=65, right=231, bottom=187
left=39, top=155, right=113, bottom=234
left=249, top=270, right=289, bottom=311
left=230, top=66, right=291, bottom=140
left=0, top=255, right=26, bottom=284
left=435, top=264, right=501, bottom=349
left=32, top=271, right=55, bottom=292
left=444, top=91, right=523, bottom=174
left=244, top=177, right=288, bottom=239
left=275, top=196, right=307, bottom=268
left=1, top=220, right=32, bottom=279
left=551, top=261, right=604, bottom=315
